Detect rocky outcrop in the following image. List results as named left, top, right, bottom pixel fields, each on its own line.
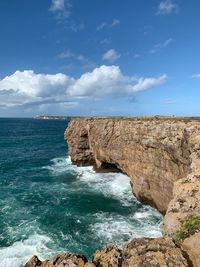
left=25, top=117, right=200, bottom=267
left=25, top=253, right=90, bottom=267
left=65, top=118, right=200, bottom=214
left=92, top=237, right=189, bottom=267
left=181, top=232, right=200, bottom=267
left=64, top=117, right=200, bottom=266
left=92, top=246, right=122, bottom=267
left=122, top=237, right=189, bottom=267
left=25, top=238, right=190, bottom=267
left=163, top=175, right=200, bottom=236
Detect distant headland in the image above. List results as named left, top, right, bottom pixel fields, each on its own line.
left=34, top=115, right=81, bottom=120
left=34, top=115, right=200, bottom=122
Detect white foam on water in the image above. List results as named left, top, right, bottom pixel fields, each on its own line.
left=0, top=234, right=53, bottom=267
left=91, top=212, right=162, bottom=247
left=43, top=157, right=74, bottom=175
left=44, top=156, right=134, bottom=205
left=41, top=157, right=163, bottom=253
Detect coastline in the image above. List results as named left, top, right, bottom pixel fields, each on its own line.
left=25, top=117, right=200, bottom=267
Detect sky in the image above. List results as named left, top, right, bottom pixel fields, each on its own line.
left=0, top=0, right=200, bottom=117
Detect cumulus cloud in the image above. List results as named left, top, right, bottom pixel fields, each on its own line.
left=0, top=70, right=74, bottom=107
left=102, top=49, right=121, bottom=62
left=0, top=66, right=167, bottom=108
left=68, top=66, right=167, bottom=97
left=156, top=0, right=177, bottom=15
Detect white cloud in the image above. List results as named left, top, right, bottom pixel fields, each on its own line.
left=58, top=50, right=74, bottom=59
left=49, top=0, right=71, bottom=20
left=157, top=0, right=177, bottom=15
left=97, top=18, right=120, bottom=31
left=111, top=19, right=120, bottom=27
left=97, top=22, right=107, bottom=31
left=50, top=0, right=65, bottom=11
left=71, top=23, right=85, bottom=32
left=0, top=66, right=167, bottom=108
left=0, top=70, right=74, bottom=107
left=148, top=38, right=173, bottom=54
left=134, top=54, right=140, bottom=59
left=57, top=50, right=95, bottom=70
left=68, top=66, right=167, bottom=97
left=192, top=74, right=200, bottom=79
left=102, top=49, right=121, bottom=62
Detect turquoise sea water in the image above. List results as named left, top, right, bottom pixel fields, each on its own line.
left=0, top=118, right=162, bottom=267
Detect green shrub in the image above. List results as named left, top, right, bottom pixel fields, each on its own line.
left=174, top=215, right=200, bottom=244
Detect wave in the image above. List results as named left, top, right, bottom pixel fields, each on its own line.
left=44, top=157, right=135, bottom=206
left=44, top=156, right=163, bottom=236
left=90, top=211, right=162, bottom=247
left=1, top=156, right=162, bottom=266
left=0, top=234, right=52, bottom=267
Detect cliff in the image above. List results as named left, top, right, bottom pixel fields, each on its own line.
left=64, top=117, right=200, bottom=267
left=65, top=117, right=200, bottom=214
left=25, top=117, right=200, bottom=267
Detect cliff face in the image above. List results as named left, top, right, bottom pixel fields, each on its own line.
left=65, top=118, right=200, bottom=214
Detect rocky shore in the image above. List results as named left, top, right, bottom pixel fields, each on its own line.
left=25, top=117, right=200, bottom=267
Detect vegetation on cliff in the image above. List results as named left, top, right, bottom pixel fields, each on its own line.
left=174, top=216, right=200, bottom=244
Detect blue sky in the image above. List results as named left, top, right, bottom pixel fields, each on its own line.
left=0, top=0, right=200, bottom=117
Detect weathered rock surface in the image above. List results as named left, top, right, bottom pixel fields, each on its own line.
left=122, top=237, right=189, bottom=267
left=93, top=245, right=122, bottom=267
left=181, top=232, right=200, bottom=267
left=25, top=238, right=190, bottom=267
left=64, top=117, right=200, bottom=267
left=65, top=118, right=200, bottom=214
left=163, top=175, right=200, bottom=236
left=92, top=237, right=189, bottom=267
left=25, top=253, right=88, bottom=267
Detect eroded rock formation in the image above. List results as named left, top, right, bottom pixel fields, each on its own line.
left=25, top=253, right=90, bottom=267
left=64, top=117, right=200, bottom=267
left=25, top=117, right=200, bottom=267
left=65, top=118, right=200, bottom=214
left=25, top=238, right=190, bottom=267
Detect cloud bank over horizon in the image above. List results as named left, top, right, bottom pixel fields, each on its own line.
left=0, top=66, right=167, bottom=112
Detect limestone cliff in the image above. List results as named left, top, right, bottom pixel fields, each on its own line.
left=64, top=117, right=200, bottom=267
left=65, top=117, right=200, bottom=214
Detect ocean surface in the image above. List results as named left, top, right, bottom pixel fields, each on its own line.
left=0, top=118, right=162, bottom=267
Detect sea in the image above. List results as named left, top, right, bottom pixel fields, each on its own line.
left=0, top=118, right=162, bottom=267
